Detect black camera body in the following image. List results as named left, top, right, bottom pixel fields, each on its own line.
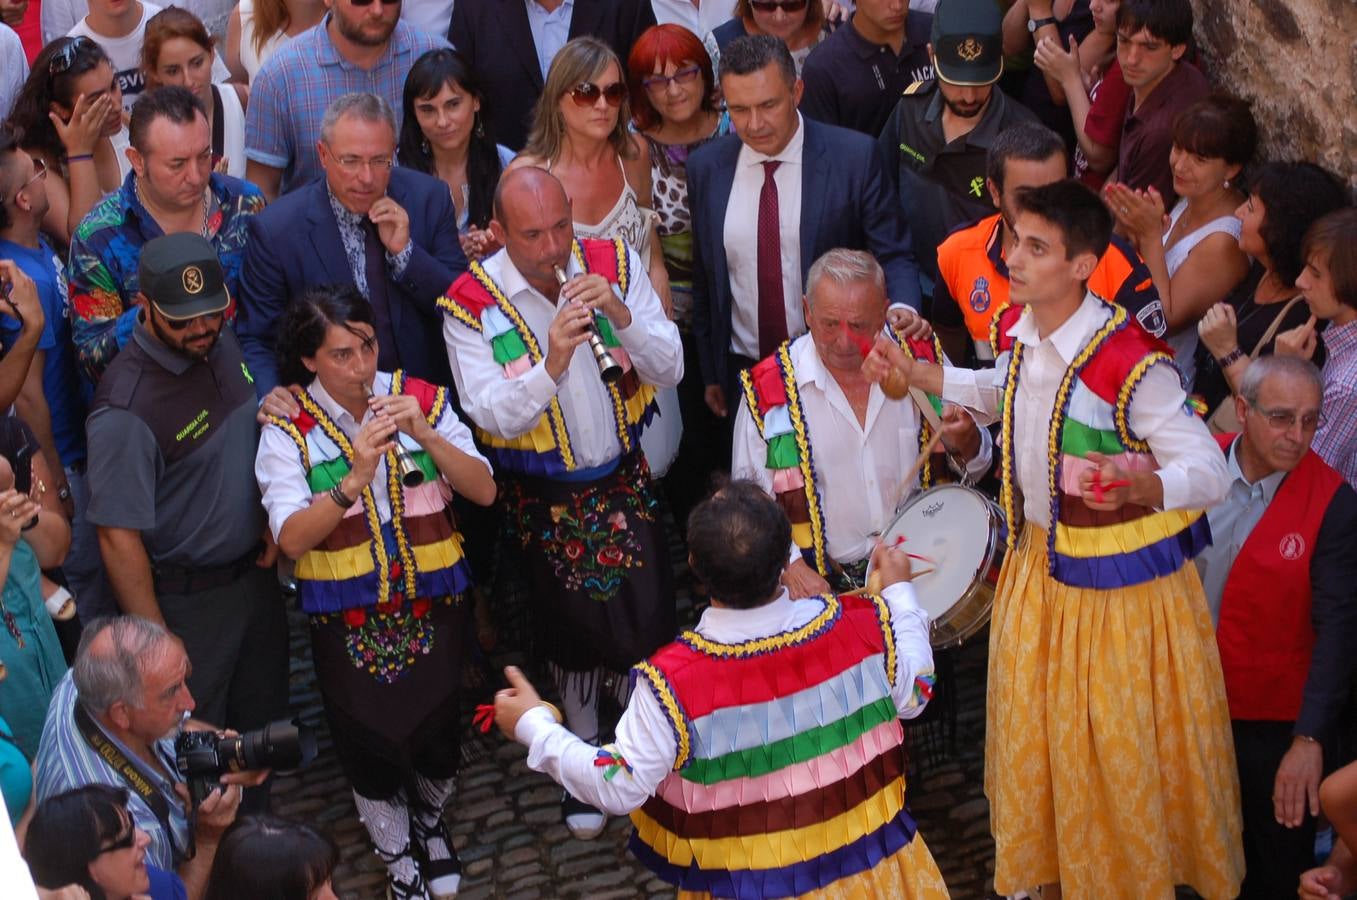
left=175, top=718, right=317, bottom=806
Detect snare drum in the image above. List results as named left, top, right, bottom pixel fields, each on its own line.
left=866, top=484, right=1006, bottom=648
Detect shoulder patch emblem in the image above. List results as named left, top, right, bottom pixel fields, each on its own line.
left=969, top=276, right=991, bottom=314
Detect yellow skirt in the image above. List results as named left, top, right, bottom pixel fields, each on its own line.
left=985, top=524, right=1243, bottom=900
left=676, top=833, right=950, bottom=899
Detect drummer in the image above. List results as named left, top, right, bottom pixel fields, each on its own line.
left=732, top=248, right=992, bottom=596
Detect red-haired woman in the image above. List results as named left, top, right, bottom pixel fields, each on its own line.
left=627, top=24, right=729, bottom=517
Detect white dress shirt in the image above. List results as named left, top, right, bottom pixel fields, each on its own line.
left=401, top=0, right=455, bottom=39
left=443, top=245, right=684, bottom=470
left=941, top=292, right=1229, bottom=530
left=1195, top=437, right=1285, bottom=625
left=514, top=584, right=934, bottom=816
left=732, top=333, right=993, bottom=565
left=650, top=0, right=735, bottom=35
left=255, top=371, right=491, bottom=542
left=524, top=0, right=574, bottom=81
left=725, top=115, right=805, bottom=360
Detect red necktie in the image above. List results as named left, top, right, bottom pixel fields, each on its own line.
left=756, top=160, right=787, bottom=358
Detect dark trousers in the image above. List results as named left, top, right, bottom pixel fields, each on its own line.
left=159, top=565, right=290, bottom=811
left=1233, top=719, right=1317, bottom=900
left=661, top=334, right=734, bottom=534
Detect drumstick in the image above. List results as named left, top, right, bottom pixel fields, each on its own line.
left=889, top=427, right=945, bottom=513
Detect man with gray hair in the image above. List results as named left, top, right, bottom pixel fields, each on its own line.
left=732, top=247, right=990, bottom=596
left=238, top=91, right=466, bottom=396
left=1195, top=354, right=1357, bottom=899
left=33, top=616, right=267, bottom=898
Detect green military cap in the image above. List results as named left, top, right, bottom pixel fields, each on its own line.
left=931, top=0, right=1005, bottom=87
left=138, top=232, right=230, bottom=320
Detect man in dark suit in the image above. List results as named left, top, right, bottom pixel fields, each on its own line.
left=688, top=34, right=922, bottom=422
left=237, top=93, right=466, bottom=395
left=449, top=0, right=655, bottom=151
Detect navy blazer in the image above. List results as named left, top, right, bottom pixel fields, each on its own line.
left=687, top=118, right=922, bottom=393
left=450, top=0, right=655, bottom=151
left=237, top=167, right=466, bottom=394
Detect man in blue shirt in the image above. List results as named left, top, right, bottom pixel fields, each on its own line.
left=0, top=122, right=112, bottom=621
left=244, top=0, right=447, bottom=199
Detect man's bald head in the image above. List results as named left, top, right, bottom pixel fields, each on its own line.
left=490, top=166, right=576, bottom=294
left=493, top=166, right=571, bottom=230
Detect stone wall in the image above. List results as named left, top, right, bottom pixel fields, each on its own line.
left=1191, top=0, right=1357, bottom=192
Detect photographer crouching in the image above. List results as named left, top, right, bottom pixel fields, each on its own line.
left=31, top=616, right=297, bottom=898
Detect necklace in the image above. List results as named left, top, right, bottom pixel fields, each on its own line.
left=135, top=177, right=211, bottom=238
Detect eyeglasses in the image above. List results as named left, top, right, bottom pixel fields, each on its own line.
left=1247, top=403, right=1326, bottom=432
left=0, top=158, right=45, bottom=206
left=567, top=81, right=628, bottom=109
left=49, top=35, right=98, bottom=76
left=155, top=309, right=224, bottom=332
left=641, top=65, right=702, bottom=93
left=97, top=825, right=137, bottom=856
left=329, top=154, right=395, bottom=173
left=749, top=0, right=810, bottom=13
left=348, top=0, right=401, bottom=6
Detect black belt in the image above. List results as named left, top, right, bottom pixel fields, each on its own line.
left=153, top=546, right=261, bottom=596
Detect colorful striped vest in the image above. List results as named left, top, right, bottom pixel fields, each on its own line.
left=265, top=372, right=471, bottom=614
left=629, top=593, right=933, bottom=898
left=739, top=331, right=944, bottom=577
left=437, top=238, right=657, bottom=478
left=996, top=299, right=1211, bottom=588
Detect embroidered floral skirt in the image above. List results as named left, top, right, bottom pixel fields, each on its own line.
left=502, top=454, right=676, bottom=675
left=986, top=524, right=1244, bottom=899
left=309, top=594, right=468, bottom=798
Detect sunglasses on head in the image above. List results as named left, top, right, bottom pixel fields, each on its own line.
left=749, top=0, right=809, bottom=11
left=567, top=81, right=628, bottom=108
left=48, top=35, right=98, bottom=77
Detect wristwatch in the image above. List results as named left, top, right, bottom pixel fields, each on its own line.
left=1029, top=16, right=1058, bottom=32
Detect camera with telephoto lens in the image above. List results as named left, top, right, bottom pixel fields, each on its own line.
left=175, top=718, right=317, bottom=806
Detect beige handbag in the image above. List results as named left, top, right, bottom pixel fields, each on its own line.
left=1206, top=295, right=1304, bottom=434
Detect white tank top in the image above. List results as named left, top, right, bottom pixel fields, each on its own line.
left=1163, top=199, right=1243, bottom=390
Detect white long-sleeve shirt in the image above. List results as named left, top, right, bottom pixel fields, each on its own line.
left=940, top=292, right=1228, bottom=530
left=255, top=371, right=491, bottom=541
left=732, top=332, right=993, bottom=565
left=443, top=245, right=683, bottom=470
left=515, top=584, right=934, bottom=816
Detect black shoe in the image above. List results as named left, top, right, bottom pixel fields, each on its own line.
left=410, top=810, right=462, bottom=899
left=561, top=791, right=606, bottom=840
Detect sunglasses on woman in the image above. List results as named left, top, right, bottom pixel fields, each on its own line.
left=348, top=0, right=402, bottom=6
left=641, top=65, right=702, bottom=93
left=97, top=824, right=137, bottom=856
left=567, top=81, right=628, bottom=108
left=749, top=0, right=809, bottom=11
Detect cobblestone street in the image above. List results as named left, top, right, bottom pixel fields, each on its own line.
left=270, top=530, right=999, bottom=900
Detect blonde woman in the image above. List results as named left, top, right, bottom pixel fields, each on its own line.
left=508, top=37, right=671, bottom=313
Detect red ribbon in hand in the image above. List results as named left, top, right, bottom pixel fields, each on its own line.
left=1089, top=470, right=1131, bottom=504
left=473, top=703, right=496, bottom=734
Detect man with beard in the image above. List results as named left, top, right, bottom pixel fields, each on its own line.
left=877, top=0, right=1035, bottom=286
left=244, top=0, right=447, bottom=200
left=84, top=234, right=288, bottom=773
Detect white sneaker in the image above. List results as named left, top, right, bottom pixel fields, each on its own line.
left=561, top=792, right=606, bottom=840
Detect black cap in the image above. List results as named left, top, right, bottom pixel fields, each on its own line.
left=931, top=0, right=1004, bottom=87
left=138, top=233, right=229, bottom=320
